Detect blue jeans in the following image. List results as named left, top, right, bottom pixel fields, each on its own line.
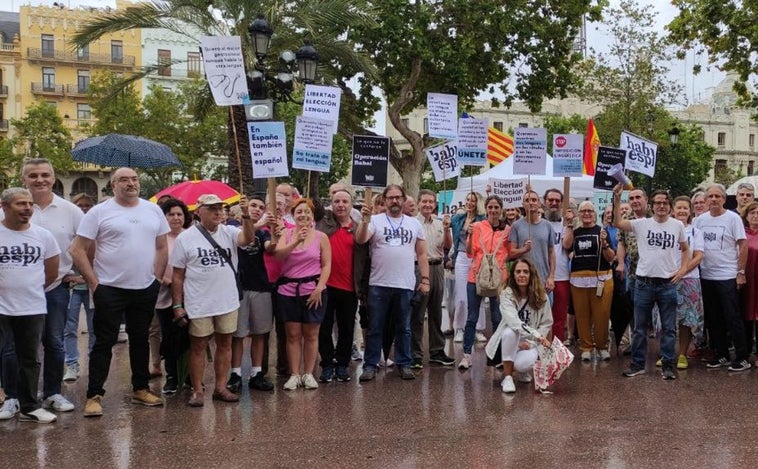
left=631, top=279, right=678, bottom=368
left=364, top=286, right=413, bottom=369
left=42, top=283, right=70, bottom=398
left=64, top=288, right=95, bottom=366
left=464, top=282, right=501, bottom=354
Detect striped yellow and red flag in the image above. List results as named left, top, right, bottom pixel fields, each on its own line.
left=487, top=127, right=514, bottom=166
left=583, top=118, right=601, bottom=175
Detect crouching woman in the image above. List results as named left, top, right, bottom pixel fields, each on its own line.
left=486, top=259, right=552, bottom=393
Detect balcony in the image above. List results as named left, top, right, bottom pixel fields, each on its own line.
left=0, top=85, right=7, bottom=97
left=66, top=84, right=90, bottom=97
left=31, top=83, right=64, bottom=96
left=0, top=120, right=8, bottom=132
left=27, top=47, right=136, bottom=68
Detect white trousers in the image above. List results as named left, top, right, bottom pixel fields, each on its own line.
left=501, top=328, right=539, bottom=372
left=453, top=254, right=485, bottom=331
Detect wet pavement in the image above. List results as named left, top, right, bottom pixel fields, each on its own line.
left=2, top=330, right=758, bottom=469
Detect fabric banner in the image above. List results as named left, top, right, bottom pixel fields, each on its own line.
left=583, top=118, right=601, bottom=176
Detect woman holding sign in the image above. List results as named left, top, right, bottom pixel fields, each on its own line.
left=563, top=201, right=615, bottom=362
left=449, top=193, right=486, bottom=343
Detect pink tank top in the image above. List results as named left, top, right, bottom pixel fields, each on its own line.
left=277, top=229, right=323, bottom=297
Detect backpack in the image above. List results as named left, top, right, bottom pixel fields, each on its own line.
left=475, top=226, right=506, bottom=297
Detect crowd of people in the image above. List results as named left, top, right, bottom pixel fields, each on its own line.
left=1, top=159, right=756, bottom=423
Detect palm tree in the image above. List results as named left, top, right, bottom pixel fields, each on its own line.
left=71, top=0, right=378, bottom=194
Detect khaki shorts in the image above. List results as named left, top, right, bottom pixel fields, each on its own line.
left=234, top=291, right=274, bottom=338
left=189, top=310, right=238, bottom=337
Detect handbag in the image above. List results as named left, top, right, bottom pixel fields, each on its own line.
left=533, top=336, right=574, bottom=391
left=195, top=222, right=244, bottom=300
left=475, top=226, right=506, bottom=297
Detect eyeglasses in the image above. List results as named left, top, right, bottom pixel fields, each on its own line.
left=385, top=195, right=404, bottom=201
left=579, top=209, right=594, bottom=213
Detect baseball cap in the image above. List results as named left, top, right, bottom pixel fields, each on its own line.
left=196, top=194, right=224, bottom=206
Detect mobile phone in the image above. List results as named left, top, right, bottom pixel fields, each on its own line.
left=596, top=281, right=604, bottom=297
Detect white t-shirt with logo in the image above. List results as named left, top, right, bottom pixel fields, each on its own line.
left=77, top=198, right=170, bottom=289
left=681, top=224, right=704, bottom=280
left=694, top=210, right=746, bottom=280
left=630, top=217, right=686, bottom=278
left=367, top=213, right=425, bottom=290
left=170, top=224, right=241, bottom=319
left=0, top=224, right=60, bottom=316
left=549, top=220, right=571, bottom=281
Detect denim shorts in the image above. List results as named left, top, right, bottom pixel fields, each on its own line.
left=277, top=292, right=327, bottom=324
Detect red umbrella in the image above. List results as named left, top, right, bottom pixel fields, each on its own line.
left=150, top=180, right=240, bottom=211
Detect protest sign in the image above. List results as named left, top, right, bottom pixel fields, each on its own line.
left=488, top=178, right=528, bottom=208
left=621, top=131, right=657, bottom=178
left=292, top=116, right=334, bottom=172
left=351, top=135, right=389, bottom=188
left=457, top=118, right=488, bottom=166
left=425, top=141, right=461, bottom=181
left=248, top=121, right=288, bottom=178
left=303, top=84, right=341, bottom=134
left=200, top=36, right=247, bottom=106
left=593, top=146, right=627, bottom=190
left=427, top=93, right=458, bottom=139
left=593, top=189, right=630, bottom=225
left=513, top=127, right=548, bottom=175
left=552, top=134, right=584, bottom=177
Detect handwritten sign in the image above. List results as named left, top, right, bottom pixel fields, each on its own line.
left=513, top=127, right=547, bottom=175
left=552, top=134, right=584, bottom=177
left=457, top=118, right=488, bottom=166
left=487, top=178, right=527, bottom=208
left=427, top=93, right=458, bottom=139
left=303, top=84, right=341, bottom=134
left=621, top=131, right=657, bottom=178
left=425, top=141, right=460, bottom=181
left=593, top=146, right=627, bottom=190
left=351, top=135, right=389, bottom=188
left=248, top=121, right=288, bottom=178
left=292, top=116, right=334, bottom=173
left=200, top=36, right=247, bottom=106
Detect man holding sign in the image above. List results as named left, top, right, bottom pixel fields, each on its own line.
left=509, top=190, right=556, bottom=293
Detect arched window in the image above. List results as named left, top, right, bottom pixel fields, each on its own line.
left=70, top=177, right=98, bottom=202
left=53, top=179, right=63, bottom=197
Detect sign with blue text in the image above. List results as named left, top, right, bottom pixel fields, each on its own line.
left=621, top=131, right=657, bottom=178
left=293, top=116, right=334, bottom=172
left=552, top=134, right=584, bottom=177
left=248, top=121, right=288, bottom=178
left=457, top=118, right=489, bottom=166
left=513, top=127, right=548, bottom=175
left=427, top=93, right=458, bottom=139
left=303, top=84, right=341, bottom=134
left=487, top=177, right=528, bottom=208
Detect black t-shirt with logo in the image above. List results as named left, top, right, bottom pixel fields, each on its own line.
left=570, top=225, right=613, bottom=272
left=238, top=230, right=272, bottom=292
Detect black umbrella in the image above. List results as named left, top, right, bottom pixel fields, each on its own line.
left=71, top=133, right=181, bottom=168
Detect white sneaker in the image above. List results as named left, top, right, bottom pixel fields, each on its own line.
left=19, top=408, right=57, bottom=424
left=518, top=372, right=532, bottom=383
left=117, top=324, right=128, bottom=344
left=63, top=364, right=79, bottom=382
left=282, top=374, right=301, bottom=391
left=581, top=351, right=592, bottom=361
left=351, top=345, right=363, bottom=361
left=458, top=353, right=472, bottom=370
left=385, top=359, right=394, bottom=368
left=599, top=349, right=611, bottom=361
left=454, top=329, right=464, bottom=343
left=475, top=332, right=487, bottom=343
left=301, top=374, right=319, bottom=390
left=0, top=398, right=19, bottom=420
left=43, top=393, right=75, bottom=412
left=501, top=375, right=516, bottom=393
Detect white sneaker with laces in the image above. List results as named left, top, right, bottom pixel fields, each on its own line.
left=599, top=349, right=611, bottom=361
left=458, top=353, right=472, bottom=370
left=63, top=364, right=79, bottom=382
left=282, top=374, right=301, bottom=391
left=501, top=375, right=516, bottom=393
left=475, top=332, right=487, bottom=343
left=301, top=373, right=319, bottom=390
left=19, top=408, right=57, bottom=424
left=581, top=351, right=592, bottom=361
left=0, top=398, right=20, bottom=420
left=454, top=329, right=464, bottom=343
left=43, top=393, right=75, bottom=412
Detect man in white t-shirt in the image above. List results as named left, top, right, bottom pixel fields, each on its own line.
left=613, top=185, right=689, bottom=379
left=355, top=184, right=430, bottom=382
left=0, top=188, right=60, bottom=423
left=170, top=193, right=255, bottom=407
left=693, top=183, right=751, bottom=372
left=70, top=168, right=169, bottom=417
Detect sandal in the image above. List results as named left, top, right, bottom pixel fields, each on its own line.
left=212, top=389, right=240, bottom=403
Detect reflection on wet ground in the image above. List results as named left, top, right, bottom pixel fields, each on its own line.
left=2, top=332, right=757, bottom=468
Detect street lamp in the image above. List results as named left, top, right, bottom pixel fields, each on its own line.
left=668, top=126, right=680, bottom=146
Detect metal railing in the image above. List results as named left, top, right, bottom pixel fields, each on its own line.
left=31, top=82, right=64, bottom=95
left=27, top=47, right=136, bottom=67
left=66, top=84, right=90, bottom=96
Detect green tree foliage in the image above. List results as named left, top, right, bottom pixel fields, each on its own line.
left=350, top=0, right=604, bottom=196
left=0, top=138, right=17, bottom=189
left=88, top=71, right=144, bottom=136
left=11, top=102, right=74, bottom=174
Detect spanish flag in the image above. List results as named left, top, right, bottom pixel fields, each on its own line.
left=487, top=127, right=514, bottom=166
left=583, top=118, right=600, bottom=175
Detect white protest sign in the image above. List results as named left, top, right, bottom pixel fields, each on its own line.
left=513, top=127, right=548, bottom=175
left=292, top=116, right=334, bottom=173
left=457, top=117, right=489, bottom=166
left=248, top=121, right=288, bottom=178
left=552, top=134, right=584, bottom=177
left=200, top=36, right=247, bottom=106
left=620, top=131, right=657, bottom=178
left=487, top=178, right=528, bottom=209
left=303, top=84, right=342, bottom=134
left=425, top=141, right=460, bottom=181
left=427, top=93, right=458, bottom=139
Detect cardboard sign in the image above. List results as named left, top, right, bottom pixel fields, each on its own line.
left=593, top=190, right=630, bottom=225
left=248, top=121, right=288, bottom=178
left=200, top=36, right=247, bottom=106
left=593, top=146, right=627, bottom=190
left=513, top=127, right=547, bottom=175
left=487, top=178, right=528, bottom=208
left=621, top=131, right=657, bottom=178
left=425, top=141, right=461, bottom=181
left=552, top=134, right=584, bottom=177
left=292, top=116, right=334, bottom=172
left=427, top=93, right=458, bottom=139
left=303, top=85, right=341, bottom=134
left=351, top=135, right=389, bottom=188
left=457, top=117, right=488, bottom=166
